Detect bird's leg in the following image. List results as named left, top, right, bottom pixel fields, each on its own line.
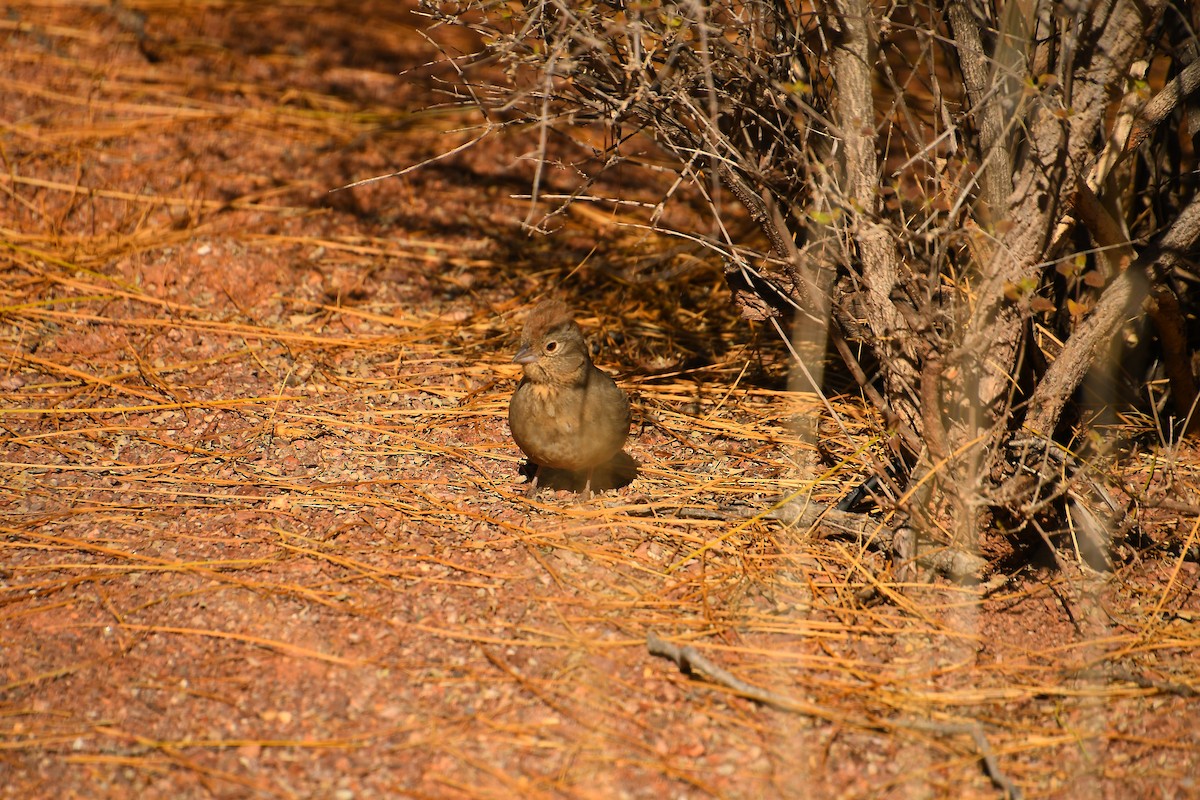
left=583, top=468, right=595, bottom=500
left=525, top=464, right=542, bottom=498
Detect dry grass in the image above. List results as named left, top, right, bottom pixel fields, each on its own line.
left=1, top=2, right=1197, bottom=798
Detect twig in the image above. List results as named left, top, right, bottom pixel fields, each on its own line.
left=766, top=498, right=989, bottom=580
left=646, top=631, right=826, bottom=715
left=1070, top=667, right=1199, bottom=698
left=1126, top=59, right=1200, bottom=154
left=647, top=632, right=1023, bottom=799
left=905, top=719, right=1023, bottom=800
left=1026, top=193, right=1200, bottom=437
left=622, top=496, right=988, bottom=579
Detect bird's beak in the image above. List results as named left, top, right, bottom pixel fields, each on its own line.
left=513, top=345, right=537, bottom=365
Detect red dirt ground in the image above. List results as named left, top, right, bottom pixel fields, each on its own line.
left=2, top=3, right=1198, bottom=799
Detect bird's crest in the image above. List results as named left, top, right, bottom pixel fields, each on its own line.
left=522, top=299, right=576, bottom=343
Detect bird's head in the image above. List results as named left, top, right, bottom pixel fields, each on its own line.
left=513, top=299, right=590, bottom=385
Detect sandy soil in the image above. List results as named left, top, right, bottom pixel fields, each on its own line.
left=2, top=3, right=1198, bottom=798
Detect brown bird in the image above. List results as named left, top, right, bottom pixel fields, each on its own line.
left=508, top=299, right=632, bottom=495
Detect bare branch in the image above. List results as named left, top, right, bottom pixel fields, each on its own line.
left=946, top=2, right=1014, bottom=221
left=1026, top=193, right=1200, bottom=437
left=1126, top=59, right=1200, bottom=154
left=828, top=0, right=920, bottom=436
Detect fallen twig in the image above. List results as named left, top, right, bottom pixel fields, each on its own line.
left=765, top=497, right=989, bottom=580
left=647, top=631, right=1023, bottom=799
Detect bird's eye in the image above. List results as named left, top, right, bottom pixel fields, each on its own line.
left=544, top=340, right=558, bottom=353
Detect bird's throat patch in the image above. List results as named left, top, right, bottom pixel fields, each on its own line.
left=529, top=383, right=559, bottom=413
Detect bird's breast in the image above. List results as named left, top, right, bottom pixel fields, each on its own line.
left=528, top=382, right=562, bottom=411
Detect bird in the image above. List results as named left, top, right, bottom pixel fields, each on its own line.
left=507, top=299, right=632, bottom=496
